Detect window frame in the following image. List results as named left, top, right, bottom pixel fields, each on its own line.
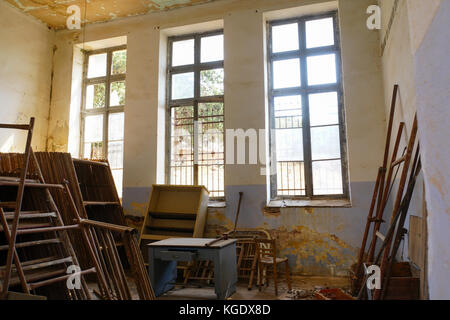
left=267, top=11, right=349, bottom=201
left=80, top=45, right=126, bottom=160
left=166, top=30, right=225, bottom=200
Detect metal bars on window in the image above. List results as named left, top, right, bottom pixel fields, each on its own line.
left=81, top=46, right=127, bottom=197
left=268, top=12, right=349, bottom=200
left=167, top=31, right=225, bottom=199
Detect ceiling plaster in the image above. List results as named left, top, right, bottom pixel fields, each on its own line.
left=4, top=0, right=218, bottom=30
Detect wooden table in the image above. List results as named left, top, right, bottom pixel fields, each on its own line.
left=147, top=238, right=237, bottom=299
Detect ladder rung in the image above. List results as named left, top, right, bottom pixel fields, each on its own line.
left=0, top=222, right=53, bottom=232
left=28, top=267, right=96, bottom=290
left=0, top=181, right=64, bottom=189
left=0, top=176, right=40, bottom=183
left=4, top=211, right=57, bottom=220
left=16, top=224, right=80, bottom=235
left=0, top=238, right=62, bottom=251
left=6, top=268, right=67, bottom=287
left=83, top=201, right=120, bottom=206
left=21, top=257, right=73, bottom=272
left=0, top=256, right=58, bottom=272
left=0, top=123, right=31, bottom=130
left=376, top=231, right=386, bottom=241
left=391, top=155, right=407, bottom=167
left=0, top=202, right=16, bottom=208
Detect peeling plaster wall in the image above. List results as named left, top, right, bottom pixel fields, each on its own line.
left=378, top=0, right=450, bottom=299
left=50, top=0, right=386, bottom=276
left=0, top=1, right=54, bottom=152
left=412, top=0, right=450, bottom=300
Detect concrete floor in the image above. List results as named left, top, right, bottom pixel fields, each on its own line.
left=89, top=273, right=350, bottom=300
left=121, top=276, right=350, bottom=300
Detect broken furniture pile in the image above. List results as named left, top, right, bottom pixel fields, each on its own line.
left=0, top=118, right=154, bottom=300
left=352, top=85, right=421, bottom=300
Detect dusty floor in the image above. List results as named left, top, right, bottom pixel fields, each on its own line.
left=90, top=276, right=351, bottom=300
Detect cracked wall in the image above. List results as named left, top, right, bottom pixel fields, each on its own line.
left=0, top=1, right=55, bottom=152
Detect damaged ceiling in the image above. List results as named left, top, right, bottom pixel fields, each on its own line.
left=5, top=0, right=218, bottom=30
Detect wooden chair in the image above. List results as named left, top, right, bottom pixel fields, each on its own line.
left=254, top=238, right=292, bottom=296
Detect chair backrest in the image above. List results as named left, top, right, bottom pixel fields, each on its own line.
left=254, top=238, right=277, bottom=262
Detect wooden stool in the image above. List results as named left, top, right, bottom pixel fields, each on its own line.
left=255, top=238, right=292, bottom=296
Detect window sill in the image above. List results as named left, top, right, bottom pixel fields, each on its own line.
left=208, top=201, right=227, bottom=208
left=267, top=199, right=352, bottom=208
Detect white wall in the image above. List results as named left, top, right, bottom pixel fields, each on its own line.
left=0, top=1, right=54, bottom=151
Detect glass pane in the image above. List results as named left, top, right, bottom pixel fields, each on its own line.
left=170, top=106, right=194, bottom=185
left=110, top=81, right=126, bottom=107
left=87, top=53, right=107, bottom=78
left=274, top=95, right=302, bottom=129
left=311, top=125, right=341, bottom=160
left=172, top=72, right=194, bottom=100
left=309, top=92, right=339, bottom=126
left=307, top=54, right=336, bottom=85
left=84, top=114, right=103, bottom=159
left=108, top=141, right=123, bottom=169
left=306, top=17, right=335, bottom=48
left=199, top=103, right=224, bottom=198
left=111, top=169, right=123, bottom=198
left=108, top=112, right=124, bottom=141
left=84, top=142, right=103, bottom=160
left=276, top=129, right=303, bottom=162
left=200, top=68, right=224, bottom=96
left=86, top=83, right=105, bottom=109
left=201, top=34, right=224, bottom=63
left=111, top=50, right=127, bottom=75
left=277, top=161, right=305, bottom=196
left=172, top=39, right=195, bottom=66
left=312, top=160, right=343, bottom=195
left=272, top=23, right=299, bottom=53
left=273, top=59, right=300, bottom=89
left=84, top=114, right=103, bottom=143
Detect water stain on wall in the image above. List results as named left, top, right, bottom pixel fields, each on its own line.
left=6, top=0, right=218, bottom=29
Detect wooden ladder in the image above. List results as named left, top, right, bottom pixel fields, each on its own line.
left=357, top=115, right=419, bottom=300
left=0, top=118, right=101, bottom=299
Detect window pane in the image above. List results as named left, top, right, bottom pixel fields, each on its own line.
left=86, top=83, right=105, bottom=109
left=170, top=106, right=194, bottom=185
left=172, top=39, right=195, bottom=66
left=84, top=142, right=103, bottom=160
left=311, top=125, right=341, bottom=160
left=272, top=23, right=299, bottom=53
left=84, top=114, right=103, bottom=143
left=200, top=68, right=224, bottom=96
left=108, top=112, right=124, bottom=141
left=312, top=160, right=343, bottom=195
left=199, top=103, right=224, bottom=198
left=277, top=161, right=305, bottom=196
left=84, top=114, right=103, bottom=159
left=274, top=95, right=302, bottom=129
left=309, top=92, right=339, bottom=126
left=111, top=169, right=123, bottom=198
left=111, top=50, right=127, bottom=75
left=201, top=34, right=224, bottom=63
left=273, top=59, right=301, bottom=89
left=87, top=53, right=107, bottom=78
left=108, top=141, right=123, bottom=169
left=110, top=81, right=126, bottom=107
left=172, top=72, right=194, bottom=100
left=276, top=129, right=303, bottom=162
left=307, top=54, right=336, bottom=85
left=306, top=17, right=335, bottom=48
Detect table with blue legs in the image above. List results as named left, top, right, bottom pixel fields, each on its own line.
left=147, top=238, right=237, bottom=300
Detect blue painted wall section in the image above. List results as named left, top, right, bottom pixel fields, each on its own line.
left=123, top=181, right=378, bottom=276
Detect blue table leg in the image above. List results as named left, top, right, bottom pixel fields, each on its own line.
left=149, top=248, right=177, bottom=296
left=213, top=244, right=237, bottom=299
